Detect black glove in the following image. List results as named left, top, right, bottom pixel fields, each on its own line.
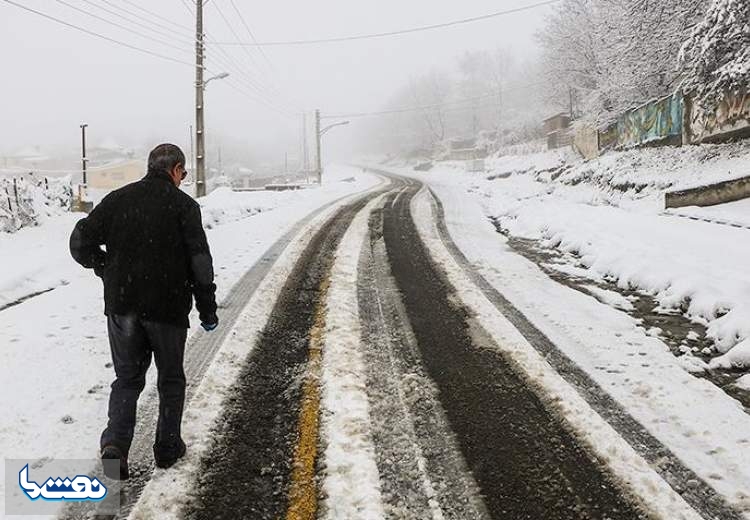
left=200, top=313, right=218, bottom=332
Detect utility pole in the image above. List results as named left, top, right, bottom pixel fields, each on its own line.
left=218, top=146, right=223, bottom=177
left=315, top=109, right=322, bottom=185
left=302, top=112, right=309, bottom=183
left=195, top=0, right=206, bottom=197
left=497, top=82, right=503, bottom=131
left=569, top=86, right=575, bottom=119
left=189, top=124, right=195, bottom=172
left=80, top=123, right=88, bottom=185
left=315, top=114, right=350, bottom=186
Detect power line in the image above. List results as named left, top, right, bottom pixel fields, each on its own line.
left=175, top=0, right=300, bottom=115
left=57, top=0, right=265, bottom=102
left=223, top=79, right=297, bottom=119
left=205, top=1, right=301, bottom=113
left=213, top=0, right=560, bottom=47
left=120, top=0, right=194, bottom=33
left=227, top=0, right=274, bottom=75
left=2, top=0, right=198, bottom=68
left=215, top=0, right=301, bottom=110
left=2, top=0, right=295, bottom=127
left=210, top=2, right=264, bottom=79
left=88, top=0, right=195, bottom=43
left=82, top=0, right=263, bottom=93
left=224, top=0, right=306, bottom=112
left=3, top=0, right=292, bottom=120
left=175, top=0, right=299, bottom=118
left=53, top=0, right=191, bottom=56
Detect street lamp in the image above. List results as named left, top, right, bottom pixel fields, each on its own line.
left=204, top=72, right=230, bottom=89
left=315, top=110, right=349, bottom=184
left=79, top=123, right=88, bottom=185
left=319, top=120, right=350, bottom=137
left=195, top=71, right=230, bottom=198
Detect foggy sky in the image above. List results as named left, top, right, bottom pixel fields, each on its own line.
left=0, top=0, right=552, bottom=164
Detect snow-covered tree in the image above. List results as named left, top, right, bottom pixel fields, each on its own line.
left=680, top=0, right=750, bottom=104
left=537, top=0, right=603, bottom=118
left=538, top=0, right=705, bottom=123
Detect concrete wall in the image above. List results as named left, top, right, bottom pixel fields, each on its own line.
left=688, top=90, right=750, bottom=144
left=617, top=93, right=683, bottom=148
left=559, top=89, right=750, bottom=158
left=573, top=125, right=599, bottom=159
left=598, top=122, right=618, bottom=152
left=665, top=175, right=750, bottom=209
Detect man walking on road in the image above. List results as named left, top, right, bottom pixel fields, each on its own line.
left=70, top=143, right=218, bottom=480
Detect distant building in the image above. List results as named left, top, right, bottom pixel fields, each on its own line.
left=436, top=137, right=487, bottom=161
left=87, top=160, right=143, bottom=190
left=542, top=113, right=571, bottom=134
left=543, top=113, right=573, bottom=150
left=1, top=145, right=54, bottom=173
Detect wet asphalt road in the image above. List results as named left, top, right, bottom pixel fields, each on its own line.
left=375, top=181, right=646, bottom=519
left=179, top=174, right=659, bottom=520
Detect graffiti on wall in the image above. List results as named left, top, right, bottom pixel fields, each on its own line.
left=690, top=90, right=750, bottom=143
left=616, top=93, right=683, bottom=148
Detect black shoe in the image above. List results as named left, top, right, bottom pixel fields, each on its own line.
left=101, top=445, right=129, bottom=480
left=154, top=440, right=186, bottom=469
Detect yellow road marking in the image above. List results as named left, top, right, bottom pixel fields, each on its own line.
left=286, top=277, right=331, bottom=520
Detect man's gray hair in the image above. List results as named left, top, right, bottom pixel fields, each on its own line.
left=148, top=143, right=185, bottom=176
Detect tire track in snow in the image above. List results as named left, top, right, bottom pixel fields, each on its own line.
left=420, top=184, right=744, bottom=520
left=357, top=189, right=490, bottom=519
left=58, top=182, right=387, bottom=520
left=380, top=178, right=648, bottom=519
left=180, top=183, right=394, bottom=520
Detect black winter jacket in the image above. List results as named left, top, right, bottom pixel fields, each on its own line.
left=69, top=172, right=217, bottom=328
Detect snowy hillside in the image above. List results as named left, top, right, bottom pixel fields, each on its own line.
left=396, top=141, right=750, bottom=370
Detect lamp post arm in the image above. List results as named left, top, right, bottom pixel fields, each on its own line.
left=319, top=120, right=350, bottom=137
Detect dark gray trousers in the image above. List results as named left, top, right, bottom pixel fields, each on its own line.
left=100, top=314, right=188, bottom=457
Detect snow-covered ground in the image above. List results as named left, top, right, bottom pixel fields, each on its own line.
left=0, top=165, right=379, bottom=518
left=381, top=141, right=750, bottom=515
left=666, top=198, right=750, bottom=229
left=393, top=140, right=750, bottom=364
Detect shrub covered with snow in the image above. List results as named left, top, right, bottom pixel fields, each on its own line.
left=0, top=175, right=72, bottom=233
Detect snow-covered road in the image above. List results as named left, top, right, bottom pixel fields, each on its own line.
left=2, top=156, right=749, bottom=520
left=137, top=170, right=743, bottom=520
left=0, top=165, right=381, bottom=518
